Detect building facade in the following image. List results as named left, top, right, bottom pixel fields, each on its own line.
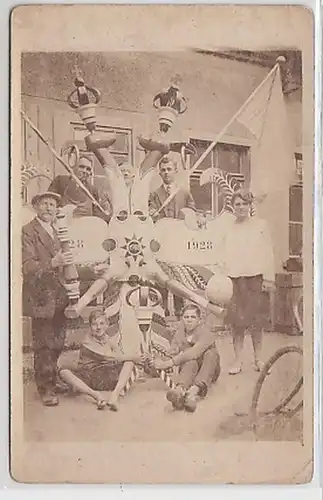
left=20, top=51, right=303, bottom=331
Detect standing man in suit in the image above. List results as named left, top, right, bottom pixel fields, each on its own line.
left=48, top=153, right=111, bottom=223
left=148, top=157, right=196, bottom=318
left=22, top=191, right=73, bottom=406
left=148, top=156, right=196, bottom=222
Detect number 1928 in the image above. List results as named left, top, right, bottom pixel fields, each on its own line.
left=187, top=240, right=213, bottom=251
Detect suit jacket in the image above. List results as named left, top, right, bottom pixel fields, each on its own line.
left=148, top=184, right=196, bottom=221
left=22, top=218, right=68, bottom=319
left=48, top=175, right=111, bottom=222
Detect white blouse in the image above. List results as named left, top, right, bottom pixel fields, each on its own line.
left=218, top=216, right=275, bottom=282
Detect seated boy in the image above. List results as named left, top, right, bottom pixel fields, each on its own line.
left=59, top=309, right=144, bottom=411
left=153, top=304, right=221, bottom=412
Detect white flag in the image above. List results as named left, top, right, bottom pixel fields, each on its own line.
left=236, top=66, right=278, bottom=141
left=235, top=65, right=295, bottom=198
left=232, top=64, right=296, bottom=267
left=196, top=62, right=296, bottom=267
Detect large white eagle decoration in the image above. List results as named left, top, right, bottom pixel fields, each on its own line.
left=21, top=73, right=236, bottom=360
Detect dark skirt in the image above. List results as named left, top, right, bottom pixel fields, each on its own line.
left=74, top=361, right=123, bottom=391
left=226, top=275, right=263, bottom=330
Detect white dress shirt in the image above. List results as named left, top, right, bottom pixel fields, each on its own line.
left=218, top=216, right=275, bottom=282
left=36, top=217, right=55, bottom=239
left=163, top=183, right=177, bottom=196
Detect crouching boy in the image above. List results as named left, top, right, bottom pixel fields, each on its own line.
left=59, top=310, right=143, bottom=411
left=153, top=304, right=221, bottom=412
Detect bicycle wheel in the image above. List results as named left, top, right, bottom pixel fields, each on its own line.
left=250, top=345, right=303, bottom=431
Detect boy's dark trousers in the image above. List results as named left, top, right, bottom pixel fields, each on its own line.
left=175, top=347, right=221, bottom=397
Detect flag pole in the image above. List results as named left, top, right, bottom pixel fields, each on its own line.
left=211, top=149, right=215, bottom=218
left=155, top=62, right=280, bottom=215
left=188, top=63, right=279, bottom=174
left=20, top=110, right=109, bottom=216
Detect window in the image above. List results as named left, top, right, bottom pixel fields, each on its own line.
left=72, top=123, right=133, bottom=173
left=189, top=139, right=250, bottom=216
left=289, top=154, right=303, bottom=258
left=295, top=152, right=303, bottom=183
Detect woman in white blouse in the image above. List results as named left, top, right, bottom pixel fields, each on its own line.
left=220, top=190, right=275, bottom=375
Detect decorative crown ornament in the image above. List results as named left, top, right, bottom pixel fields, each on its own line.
left=152, top=75, right=187, bottom=133
left=67, top=68, right=101, bottom=132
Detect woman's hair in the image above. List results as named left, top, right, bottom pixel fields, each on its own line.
left=231, top=189, right=254, bottom=206
left=89, top=309, right=106, bottom=325
left=181, top=303, right=201, bottom=318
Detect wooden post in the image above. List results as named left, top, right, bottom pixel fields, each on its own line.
left=269, top=289, right=276, bottom=332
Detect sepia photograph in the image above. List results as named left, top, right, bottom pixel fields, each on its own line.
left=10, top=5, right=314, bottom=484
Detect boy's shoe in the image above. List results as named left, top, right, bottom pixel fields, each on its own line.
left=96, top=399, right=108, bottom=410
left=166, top=386, right=185, bottom=410
left=106, top=395, right=119, bottom=412
left=106, top=402, right=119, bottom=412
left=183, top=387, right=198, bottom=413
